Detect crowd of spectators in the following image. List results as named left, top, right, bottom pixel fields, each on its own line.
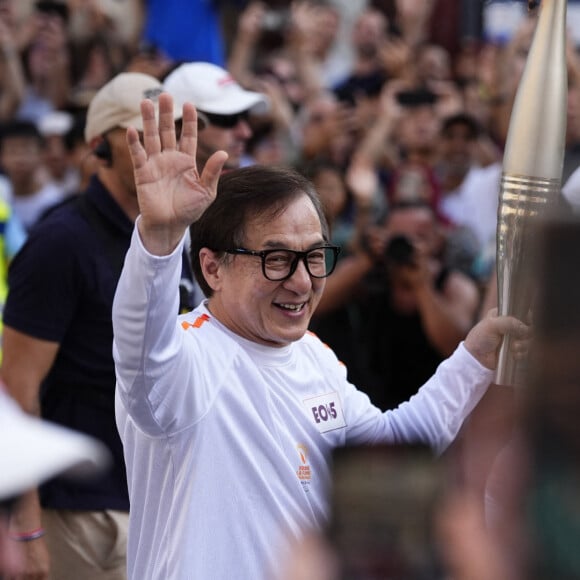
left=1, top=1, right=580, bottom=576
left=0, top=0, right=579, bottom=410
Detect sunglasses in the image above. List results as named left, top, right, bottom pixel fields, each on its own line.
left=201, top=110, right=250, bottom=129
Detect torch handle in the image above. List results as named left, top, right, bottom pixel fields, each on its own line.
left=494, top=0, right=567, bottom=386
left=495, top=174, right=562, bottom=386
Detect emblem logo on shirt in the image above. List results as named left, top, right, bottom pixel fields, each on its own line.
left=296, top=443, right=312, bottom=493
left=303, top=392, right=346, bottom=434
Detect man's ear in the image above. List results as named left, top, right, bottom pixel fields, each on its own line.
left=199, top=248, right=225, bottom=292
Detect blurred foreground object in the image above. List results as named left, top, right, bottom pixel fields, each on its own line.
left=523, top=217, right=580, bottom=578
left=0, top=386, right=110, bottom=500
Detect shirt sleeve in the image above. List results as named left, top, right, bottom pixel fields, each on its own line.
left=343, top=342, right=493, bottom=454
left=112, top=223, right=191, bottom=436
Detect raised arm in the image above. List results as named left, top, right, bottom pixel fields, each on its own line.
left=114, top=94, right=228, bottom=432
left=126, top=93, right=227, bottom=256
left=343, top=309, right=529, bottom=454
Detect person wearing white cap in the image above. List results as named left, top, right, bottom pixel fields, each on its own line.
left=0, top=385, right=109, bottom=577
left=37, top=110, right=81, bottom=197
left=163, top=61, right=268, bottom=171
left=0, top=71, right=194, bottom=580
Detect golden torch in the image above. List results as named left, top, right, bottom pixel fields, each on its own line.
left=495, top=0, right=568, bottom=386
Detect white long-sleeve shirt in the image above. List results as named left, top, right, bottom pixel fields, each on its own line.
left=113, top=226, right=493, bottom=580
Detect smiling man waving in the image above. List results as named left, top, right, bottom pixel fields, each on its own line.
left=112, top=93, right=528, bottom=580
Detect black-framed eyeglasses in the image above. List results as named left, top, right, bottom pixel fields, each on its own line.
left=225, top=245, right=341, bottom=281
left=201, top=110, right=251, bottom=129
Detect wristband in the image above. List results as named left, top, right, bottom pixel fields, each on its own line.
left=10, top=527, right=45, bottom=542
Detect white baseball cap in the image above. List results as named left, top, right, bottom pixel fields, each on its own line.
left=38, top=111, right=74, bottom=137
left=0, top=387, right=110, bottom=500
left=85, top=72, right=183, bottom=143
left=163, top=62, right=268, bottom=117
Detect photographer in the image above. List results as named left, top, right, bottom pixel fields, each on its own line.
left=355, top=201, right=480, bottom=409
left=311, top=200, right=480, bottom=410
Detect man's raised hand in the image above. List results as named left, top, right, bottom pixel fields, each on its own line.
left=127, top=92, right=228, bottom=255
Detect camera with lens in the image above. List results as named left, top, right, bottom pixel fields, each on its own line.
left=384, top=235, right=416, bottom=266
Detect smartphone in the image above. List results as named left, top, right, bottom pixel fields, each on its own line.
left=395, top=89, right=437, bottom=108
left=35, top=0, right=69, bottom=20
left=328, top=443, right=446, bottom=580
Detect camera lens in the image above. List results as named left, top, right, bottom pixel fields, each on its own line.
left=384, top=235, right=415, bottom=265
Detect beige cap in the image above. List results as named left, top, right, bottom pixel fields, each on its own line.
left=84, top=72, right=182, bottom=143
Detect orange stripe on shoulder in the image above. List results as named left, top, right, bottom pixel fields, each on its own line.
left=181, top=313, right=210, bottom=331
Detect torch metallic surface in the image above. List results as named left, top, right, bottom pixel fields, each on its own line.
left=496, top=0, right=567, bottom=386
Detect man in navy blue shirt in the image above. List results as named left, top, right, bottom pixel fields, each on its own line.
left=0, top=72, right=188, bottom=580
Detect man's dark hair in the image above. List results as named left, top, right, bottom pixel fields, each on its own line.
left=440, top=112, right=481, bottom=140
left=296, top=157, right=342, bottom=182
left=190, top=165, right=329, bottom=297
left=0, top=120, right=44, bottom=149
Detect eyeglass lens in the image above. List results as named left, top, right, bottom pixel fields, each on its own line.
left=263, top=247, right=337, bottom=280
